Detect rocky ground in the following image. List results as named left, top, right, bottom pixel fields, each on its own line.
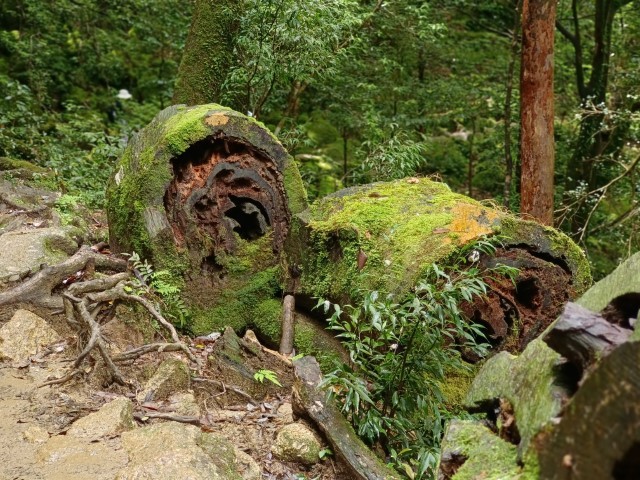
left=0, top=168, right=346, bottom=479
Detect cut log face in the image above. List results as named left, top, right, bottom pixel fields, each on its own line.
left=164, top=137, right=290, bottom=258
left=106, top=104, right=308, bottom=336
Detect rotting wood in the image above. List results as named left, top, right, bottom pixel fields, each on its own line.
left=292, top=356, right=402, bottom=480
left=543, top=301, right=631, bottom=373
left=279, top=294, right=295, bottom=355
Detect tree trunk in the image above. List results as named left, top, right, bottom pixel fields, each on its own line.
left=173, top=0, right=240, bottom=107
left=519, top=0, right=557, bottom=226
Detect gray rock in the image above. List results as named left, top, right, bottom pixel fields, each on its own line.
left=271, top=423, right=322, bottom=465
left=67, top=397, right=135, bottom=440
left=234, top=448, right=261, bottom=480
left=0, top=227, right=77, bottom=283
left=116, top=422, right=244, bottom=480
left=136, top=358, right=191, bottom=402
left=0, top=309, right=60, bottom=362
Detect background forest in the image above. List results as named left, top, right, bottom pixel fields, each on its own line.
left=1, top=0, right=639, bottom=279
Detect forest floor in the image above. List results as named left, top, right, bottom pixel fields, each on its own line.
left=0, top=174, right=344, bottom=480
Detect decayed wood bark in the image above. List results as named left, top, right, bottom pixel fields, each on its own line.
left=292, top=356, right=401, bottom=480
left=543, top=301, right=631, bottom=372
left=520, top=0, right=557, bottom=225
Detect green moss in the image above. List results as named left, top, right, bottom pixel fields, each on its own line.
left=297, top=178, right=504, bottom=300
left=466, top=339, right=564, bottom=460
left=439, top=420, right=524, bottom=480
left=283, top=157, right=309, bottom=215
left=0, top=156, right=48, bottom=173
left=439, top=364, right=478, bottom=411
left=190, top=266, right=281, bottom=335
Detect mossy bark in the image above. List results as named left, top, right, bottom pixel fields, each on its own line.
left=173, top=0, right=240, bottom=107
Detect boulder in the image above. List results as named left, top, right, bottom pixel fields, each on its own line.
left=0, top=309, right=60, bottom=362
left=23, top=425, right=50, bottom=444
left=271, top=423, right=322, bottom=465
left=137, top=358, right=191, bottom=402
left=37, top=434, right=128, bottom=477
left=0, top=227, right=77, bottom=283
left=116, top=422, right=245, bottom=480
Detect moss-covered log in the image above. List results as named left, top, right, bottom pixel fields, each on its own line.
left=287, top=179, right=591, bottom=353
left=106, top=104, right=307, bottom=339
left=106, top=105, right=590, bottom=361
left=438, top=251, right=640, bottom=479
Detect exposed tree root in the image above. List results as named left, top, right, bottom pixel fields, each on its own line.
left=14, top=248, right=196, bottom=387
left=192, top=376, right=259, bottom=406
left=0, top=246, right=128, bottom=309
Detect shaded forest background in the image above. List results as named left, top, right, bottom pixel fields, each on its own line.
left=1, top=0, right=639, bottom=279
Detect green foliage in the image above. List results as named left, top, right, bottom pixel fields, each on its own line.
left=0, top=0, right=191, bottom=206
left=318, top=239, right=518, bottom=479
left=222, top=0, right=361, bottom=117
left=253, top=369, right=282, bottom=387
left=129, top=252, right=190, bottom=329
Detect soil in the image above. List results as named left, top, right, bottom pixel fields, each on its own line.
left=0, top=326, right=346, bottom=480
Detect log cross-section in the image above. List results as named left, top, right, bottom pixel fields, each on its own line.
left=164, top=138, right=290, bottom=255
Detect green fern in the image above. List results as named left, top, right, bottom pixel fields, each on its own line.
left=127, top=252, right=191, bottom=329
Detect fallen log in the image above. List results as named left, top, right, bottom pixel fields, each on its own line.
left=287, top=180, right=592, bottom=352
left=105, top=104, right=590, bottom=358
left=439, top=251, right=640, bottom=479
left=291, top=356, right=401, bottom=480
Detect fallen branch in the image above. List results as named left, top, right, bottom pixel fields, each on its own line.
left=113, top=343, right=191, bottom=362
left=292, top=356, right=401, bottom=480
left=543, top=302, right=631, bottom=373
left=134, top=411, right=204, bottom=426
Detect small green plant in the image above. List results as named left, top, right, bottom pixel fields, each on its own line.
left=127, top=252, right=191, bottom=329
left=318, top=238, right=517, bottom=479
left=253, top=369, right=282, bottom=387
left=318, top=448, right=333, bottom=460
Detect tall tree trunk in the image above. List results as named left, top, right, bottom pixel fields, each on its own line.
left=520, top=0, right=557, bottom=226
left=173, top=0, right=240, bottom=107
